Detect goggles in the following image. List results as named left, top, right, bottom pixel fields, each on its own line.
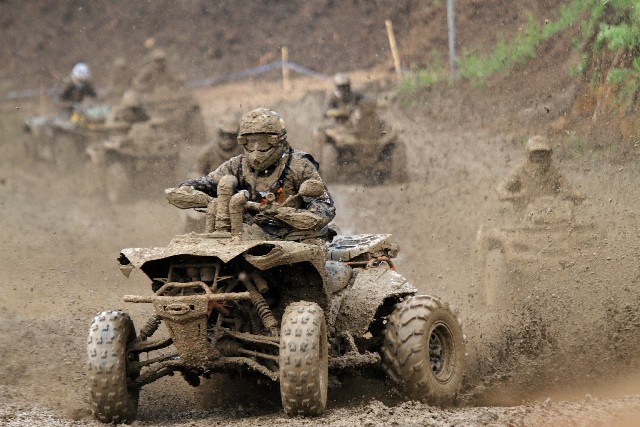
left=219, top=129, right=238, bottom=138
left=238, top=133, right=280, bottom=149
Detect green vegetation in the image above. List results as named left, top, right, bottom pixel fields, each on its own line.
left=588, top=0, right=640, bottom=110
left=401, top=0, right=640, bottom=93
left=458, top=15, right=540, bottom=81
left=400, top=0, right=594, bottom=93
left=399, top=0, right=640, bottom=115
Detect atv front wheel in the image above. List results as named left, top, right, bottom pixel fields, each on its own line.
left=320, top=141, right=339, bottom=183
left=279, top=301, right=328, bottom=416
left=381, top=295, right=465, bottom=405
left=87, top=310, right=139, bottom=423
left=104, top=161, right=130, bottom=203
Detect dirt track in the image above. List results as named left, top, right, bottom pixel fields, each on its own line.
left=2, top=68, right=640, bottom=426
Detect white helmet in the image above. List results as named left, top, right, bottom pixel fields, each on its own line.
left=334, top=73, right=350, bottom=87
left=72, top=63, right=92, bottom=82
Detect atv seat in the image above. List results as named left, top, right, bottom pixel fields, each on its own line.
left=327, top=234, right=398, bottom=262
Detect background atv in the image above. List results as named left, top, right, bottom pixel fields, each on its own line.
left=316, top=100, right=407, bottom=184
left=475, top=195, right=598, bottom=307
left=23, top=102, right=111, bottom=169
left=86, top=118, right=181, bottom=203
left=142, top=85, right=207, bottom=147
left=87, top=177, right=465, bottom=423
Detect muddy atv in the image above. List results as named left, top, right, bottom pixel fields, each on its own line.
left=86, top=118, right=181, bottom=203
left=142, top=86, right=207, bottom=147
left=87, top=177, right=465, bottom=423
left=23, top=103, right=111, bottom=169
left=316, top=100, right=407, bottom=184
left=476, top=196, right=598, bottom=307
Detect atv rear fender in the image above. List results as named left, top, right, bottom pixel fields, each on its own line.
left=332, top=263, right=416, bottom=335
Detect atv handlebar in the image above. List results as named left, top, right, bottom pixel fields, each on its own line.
left=166, top=177, right=326, bottom=235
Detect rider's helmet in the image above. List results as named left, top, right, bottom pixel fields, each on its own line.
left=71, top=62, right=92, bottom=84
left=217, top=116, right=240, bottom=150
left=334, top=73, right=350, bottom=88
left=526, top=135, right=551, bottom=152
left=333, top=73, right=351, bottom=99
left=150, top=49, right=168, bottom=71
left=151, top=48, right=167, bottom=63
left=238, top=108, right=288, bottom=171
left=121, top=89, right=143, bottom=108
left=526, top=135, right=552, bottom=164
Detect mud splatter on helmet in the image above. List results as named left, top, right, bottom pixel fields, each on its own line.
left=238, top=108, right=288, bottom=171
left=218, top=116, right=240, bottom=135
left=526, top=135, right=552, bottom=153
left=151, top=49, right=167, bottom=62
left=238, top=107, right=286, bottom=138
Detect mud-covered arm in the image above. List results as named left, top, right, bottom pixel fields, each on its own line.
left=84, top=83, right=98, bottom=99
left=180, top=157, right=240, bottom=196
left=555, top=172, right=585, bottom=204
left=496, top=167, right=523, bottom=201
left=322, top=92, right=340, bottom=117
left=271, top=158, right=335, bottom=230
left=131, top=67, right=154, bottom=93
left=57, top=81, right=98, bottom=105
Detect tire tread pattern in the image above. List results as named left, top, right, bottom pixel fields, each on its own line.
left=279, top=301, right=328, bottom=416
left=381, top=295, right=465, bottom=405
left=87, top=310, right=139, bottom=423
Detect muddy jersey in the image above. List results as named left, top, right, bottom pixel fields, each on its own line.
left=58, top=78, right=97, bottom=104
left=497, top=162, right=582, bottom=212
left=132, top=64, right=180, bottom=94
left=323, top=90, right=364, bottom=122
left=182, top=148, right=335, bottom=236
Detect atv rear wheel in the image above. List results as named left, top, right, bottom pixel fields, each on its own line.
left=381, top=295, right=465, bottom=405
left=87, top=310, right=139, bottom=423
left=279, top=301, right=328, bottom=416
left=390, top=141, right=408, bottom=183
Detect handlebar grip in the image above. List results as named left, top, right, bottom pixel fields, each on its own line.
left=245, top=201, right=262, bottom=212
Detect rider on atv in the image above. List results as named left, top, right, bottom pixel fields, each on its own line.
left=57, top=62, right=98, bottom=117
left=322, top=73, right=364, bottom=124
left=497, top=135, right=585, bottom=217
left=180, top=107, right=336, bottom=242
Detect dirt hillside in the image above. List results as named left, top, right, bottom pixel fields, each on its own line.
left=1, top=1, right=640, bottom=426
left=1, top=0, right=568, bottom=93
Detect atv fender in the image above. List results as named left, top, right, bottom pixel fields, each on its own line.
left=333, top=264, right=416, bottom=335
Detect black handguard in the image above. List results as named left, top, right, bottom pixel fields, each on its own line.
left=180, top=176, right=218, bottom=197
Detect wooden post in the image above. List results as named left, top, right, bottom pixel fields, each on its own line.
left=281, top=46, right=291, bottom=94
left=447, top=0, right=457, bottom=78
left=385, top=19, right=402, bottom=78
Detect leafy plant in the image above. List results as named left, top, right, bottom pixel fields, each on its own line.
left=587, top=0, right=640, bottom=110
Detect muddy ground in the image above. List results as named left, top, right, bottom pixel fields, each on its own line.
left=2, top=64, right=640, bottom=426
left=2, top=1, right=640, bottom=425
